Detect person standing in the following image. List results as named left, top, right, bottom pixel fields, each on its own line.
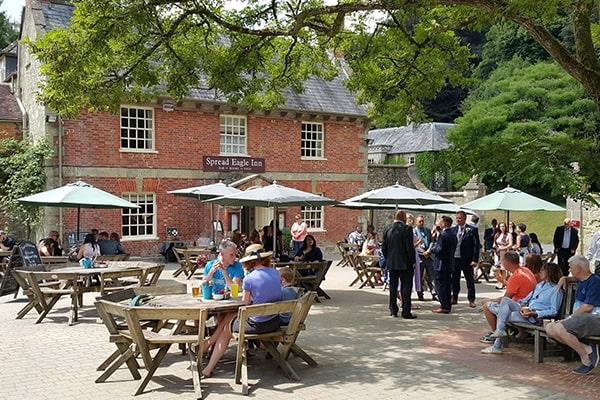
left=484, top=219, right=498, bottom=255
left=415, top=215, right=435, bottom=301
left=429, top=216, right=458, bottom=314
left=382, top=210, right=417, bottom=319
left=291, top=214, right=308, bottom=256
left=451, top=211, right=481, bottom=308
left=553, top=218, right=579, bottom=276
left=586, top=229, right=600, bottom=275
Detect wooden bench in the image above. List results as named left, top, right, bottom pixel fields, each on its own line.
left=287, top=261, right=332, bottom=300
left=505, top=281, right=600, bottom=363
left=96, top=254, right=130, bottom=262
left=233, top=291, right=318, bottom=395
left=40, top=256, right=70, bottom=270
left=173, top=248, right=212, bottom=279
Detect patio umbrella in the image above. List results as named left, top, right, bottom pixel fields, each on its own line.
left=335, top=201, right=477, bottom=215
left=168, top=181, right=242, bottom=243
left=355, top=182, right=453, bottom=207
left=205, top=181, right=338, bottom=256
left=461, top=186, right=565, bottom=223
left=18, top=180, right=139, bottom=242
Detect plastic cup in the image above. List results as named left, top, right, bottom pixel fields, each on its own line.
left=202, top=284, right=213, bottom=300
left=230, top=283, right=239, bottom=298
left=191, top=285, right=200, bottom=298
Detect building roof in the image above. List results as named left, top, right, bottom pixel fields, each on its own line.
left=36, top=1, right=367, bottom=117
left=0, top=84, right=22, bottom=121
left=368, top=123, right=454, bottom=154
left=0, top=41, right=17, bottom=56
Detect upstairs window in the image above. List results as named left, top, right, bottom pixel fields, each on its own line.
left=220, top=115, right=247, bottom=155
left=120, top=106, right=154, bottom=150
left=301, top=122, right=324, bottom=159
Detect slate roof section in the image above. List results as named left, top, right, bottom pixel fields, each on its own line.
left=40, top=1, right=74, bottom=31
left=1, top=41, right=17, bottom=56
left=368, top=123, right=454, bottom=154
left=0, top=84, right=22, bottom=121
left=37, top=1, right=367, bottom=117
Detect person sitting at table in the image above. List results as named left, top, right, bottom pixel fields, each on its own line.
left=360, top=230, right=380, bottom=256
left=294, top=234, right=323, bottom=262
left=97, top=231, right=125, bottom=255
left=202, top=239, right=244, bottom=294
left=77, top=233, right=101, bottom=260
left=38, top=238, right=55, bottom=257
left=481, top=262, right=563, bottom=354
left=524, top=253, right=543, bottom=283
left=279, top=267, right=299, bottom=325
left=201, top=244, right=281, bottom=378
left=0, top=229, right=15, bottom=251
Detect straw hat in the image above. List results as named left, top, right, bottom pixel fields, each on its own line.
left=239, top=244, right=273, bottom=264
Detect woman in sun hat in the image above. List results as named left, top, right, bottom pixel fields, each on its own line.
left=201, top=244, right=282, bottom=378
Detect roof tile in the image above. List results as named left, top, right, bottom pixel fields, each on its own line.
left=0, top=84, right=22, bottom=121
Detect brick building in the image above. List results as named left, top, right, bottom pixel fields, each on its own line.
left=16, top=0, right=368, bottom=255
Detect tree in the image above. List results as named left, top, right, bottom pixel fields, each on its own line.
left=0, top=139, right=53, bottom=239
left=30, top=1, right=600, bottom=118
left=0, top=0, right=17, bottom=49
left=447, top=58, right=600, bottom=200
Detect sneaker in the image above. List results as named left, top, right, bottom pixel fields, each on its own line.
left=490, top=329, right=507, bottom=338
left=481, top=346, right=502, bottom=354
left=479, top=333, right=494, bottom=343
left=589, top=344, right=599, bottom=368
left=573, top=363, right=595, bottom=375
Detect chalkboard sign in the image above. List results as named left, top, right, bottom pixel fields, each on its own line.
left=0, top=241, right=45, bottom=296
left=9, top=241, right=45, bottom=271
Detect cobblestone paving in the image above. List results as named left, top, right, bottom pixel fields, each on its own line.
left=0, top=262, right=596, bottom=399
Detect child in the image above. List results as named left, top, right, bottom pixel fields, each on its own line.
left=279, top=267, right=298, bottom=325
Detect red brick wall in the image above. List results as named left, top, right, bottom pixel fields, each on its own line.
left=0, top=121, right=22, bottom=141
left=62, top=109, right=364, bottom=174
left=58, top=107, right=367, bottom=256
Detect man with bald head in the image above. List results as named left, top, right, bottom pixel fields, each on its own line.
left=382, top=209, right=417, bottom=319
left=553, top=218, right=579, bottom=276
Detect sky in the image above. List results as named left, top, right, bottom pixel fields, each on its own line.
left=1, top=0, right=24, bottom=23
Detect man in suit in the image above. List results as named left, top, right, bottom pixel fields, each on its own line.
left=428, top=216, right=458, bottom=313
left=382, top=210, right=417, bottom=319
left=554, top=218, right=580, bottom=276
left=451, top=211, right=481, bottom=307
left=415, top=215, right=435, bottom=301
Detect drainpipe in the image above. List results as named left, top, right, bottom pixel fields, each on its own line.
left=58, top=116, right=64, bottom=241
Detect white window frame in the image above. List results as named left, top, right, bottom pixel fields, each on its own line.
left=408, top=155, right=416, bottom=165
left=121, top=193, right=158, bottom=240
left=219, top=114, right=248, bottom=156
left=120, top=105, right=156, bottom=152
left=301, top=122, right=325, bottom=160
left=301, top=196, right=325, bottom=232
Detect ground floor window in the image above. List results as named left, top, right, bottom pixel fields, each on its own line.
left=301, top=206, right=324, bottom=231
left=122, top=193, right=156, bottom=239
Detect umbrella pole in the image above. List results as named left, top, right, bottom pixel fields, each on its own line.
left=77, top=206, right=81, bottom=243
left=210, top=203, right=215, bottom=244
left=506, top=210, right=510, bottom=226
left=273, top=206, right=278, bottom=257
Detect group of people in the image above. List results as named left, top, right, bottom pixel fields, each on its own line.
left=76, top=229, right=126, bottom=260
left=483, top=219, right=544, bottom=266
left=198, top=240, right=301, bottom=378
left=381, top=210, right=481, bottom=318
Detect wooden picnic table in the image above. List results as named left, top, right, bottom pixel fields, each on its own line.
left=173, top=247, right=216, bottom=279
left=272, top=260, right=332, bottom=300
left=20, top=262, right=163, bottom=325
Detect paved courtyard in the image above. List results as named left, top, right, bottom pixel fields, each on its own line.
left=0, top=262, right=598, bottom=400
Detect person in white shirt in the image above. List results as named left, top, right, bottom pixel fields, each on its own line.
left=347, top=225, right=364, bottom=246
left=586, top=230, right=600, bottom=275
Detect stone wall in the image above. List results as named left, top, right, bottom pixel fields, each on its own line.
left=566, top=194, right=600, bottom=254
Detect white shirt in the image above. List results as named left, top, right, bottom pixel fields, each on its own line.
left=587, top=231, right=600, bottom=262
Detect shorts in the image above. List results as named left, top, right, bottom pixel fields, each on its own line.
left=231, top=316, right=280, bottom=334
left=562, top=314, right=600, bottom=338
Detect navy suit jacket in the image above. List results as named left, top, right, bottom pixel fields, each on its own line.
left=451, top=224, right=481, bottom=263
left=431, top=228, right=457, bottom=272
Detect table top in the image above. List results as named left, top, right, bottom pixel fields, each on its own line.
left=140, top=294, right=244, bottom=312
left=48, top=262, right=153, bottom=276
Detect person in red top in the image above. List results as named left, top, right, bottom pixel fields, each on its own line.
left=480, top=251, right=537, bottom=343
left=291, top=214, right=308, bottom=255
